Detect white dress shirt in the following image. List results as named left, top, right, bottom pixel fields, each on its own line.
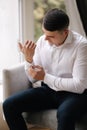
left=25, top=30, right=87, bottom=93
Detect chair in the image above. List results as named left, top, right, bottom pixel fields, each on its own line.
left=2, top=63, right=87, bottom=130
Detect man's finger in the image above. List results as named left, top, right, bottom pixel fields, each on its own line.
left=18, top=42, right=24, bottom=53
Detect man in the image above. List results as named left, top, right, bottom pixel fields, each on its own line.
left=3, top=8, right=87, bottom=130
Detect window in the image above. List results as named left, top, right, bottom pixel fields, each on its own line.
left=34, top=0, right=66, bottom=41
left=0, top=0, right=20, bottom=82
left=0, top=0, right=34, bottom=101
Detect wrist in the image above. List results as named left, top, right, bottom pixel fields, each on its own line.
left=26, top=59, right=33, bottom=63
left=25, top=57, right=33, bottom=63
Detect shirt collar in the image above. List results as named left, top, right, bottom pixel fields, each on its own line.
left=52, top=30, right=73, bottom=48
left=64, top=30, right=73, bottom=45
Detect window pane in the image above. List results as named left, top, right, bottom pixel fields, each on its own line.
left=34, top=0, right=66, bottom=41
left=0, top=0, right=20, bottom=81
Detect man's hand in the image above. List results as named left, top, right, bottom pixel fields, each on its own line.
left=28, top=65, right=45, bottom=81
left=18, top=40, right=36, bottom=63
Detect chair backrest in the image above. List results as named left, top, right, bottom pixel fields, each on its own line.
left=2, top=63, right=31, bottom=101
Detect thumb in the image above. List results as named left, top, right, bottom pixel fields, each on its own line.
left=18, top=42, right=24, bottom=53
left=33, top=65, right=43, bottom=70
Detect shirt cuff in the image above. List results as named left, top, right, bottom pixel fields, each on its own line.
left=44, top=73, right=61, bottom=91
left=44, top=73, right=55, bottom=88
left=25, top=61, right=33, bottom=70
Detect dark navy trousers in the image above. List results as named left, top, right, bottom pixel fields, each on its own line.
left=3, top=82, right=87, bottom=130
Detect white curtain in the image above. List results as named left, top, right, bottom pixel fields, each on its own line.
left=0, top=0, right=20, bottom=81
left=64, top=0, right=86, bottom=37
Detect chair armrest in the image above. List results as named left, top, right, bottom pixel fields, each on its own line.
left=2, top=63, right=31, bottom=100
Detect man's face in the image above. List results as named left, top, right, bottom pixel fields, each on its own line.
left=42, top=27, right=68, bottom=46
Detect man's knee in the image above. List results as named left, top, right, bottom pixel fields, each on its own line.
left=3, top=97, right=15, bottom=113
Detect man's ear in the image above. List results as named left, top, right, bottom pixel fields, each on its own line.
left=64, top=29, right=69, bottom=35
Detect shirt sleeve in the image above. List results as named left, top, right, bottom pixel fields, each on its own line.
left=24, top=61, right=37, bottom=83
left=24, top=37, right=43, bottom=83
left=44, top=43, right=87, bottom=93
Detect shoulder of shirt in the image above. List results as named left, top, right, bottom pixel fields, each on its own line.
left=36, top=34, right=45, bottom=42
left=71, top=30, right=87, bottom=45
left=36, top=34, right=47, bottom=47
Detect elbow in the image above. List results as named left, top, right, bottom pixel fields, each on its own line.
left=74, top=78, right=87, bottom=93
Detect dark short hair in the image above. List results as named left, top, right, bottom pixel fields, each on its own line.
left=42, top=8, right=69, bottom=31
